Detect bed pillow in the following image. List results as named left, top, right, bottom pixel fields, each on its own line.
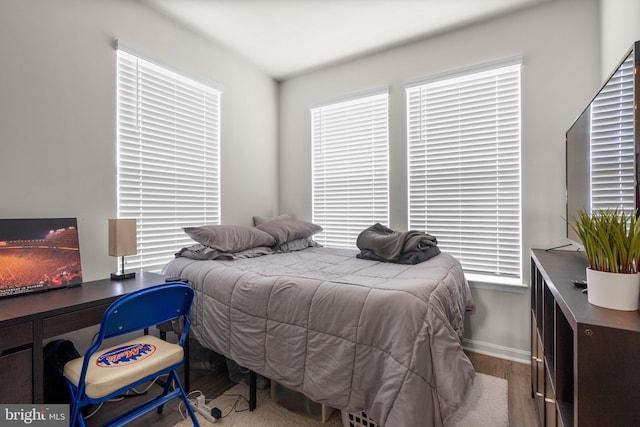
left=252, top=214, right=290, bottom=226
left=183, top=225, right=276, bottom=252
left=256, top=218, right=322, bottom=244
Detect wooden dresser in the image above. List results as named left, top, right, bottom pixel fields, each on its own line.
left=530, top=249, right=640, bottom=426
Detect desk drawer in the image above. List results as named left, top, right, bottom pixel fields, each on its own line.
left=0, top=348, right=32, bottom=403
left=43, top=303, right=110, bottom=338
left=0, top=322, right=33, bottom=352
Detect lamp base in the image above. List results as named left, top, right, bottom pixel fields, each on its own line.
left=110, top=272, right=136, bottom=281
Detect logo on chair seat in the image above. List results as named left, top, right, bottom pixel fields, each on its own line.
left=96, top=343, right=156, bottom=367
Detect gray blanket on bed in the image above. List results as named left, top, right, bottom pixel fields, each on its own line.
left=176, top=244, right=274, bottom=260
left=356, top=223, right=438, bottom=261
left=163, top=247, right=474, bottom=427
left=357, top=246, right=441, bottom=264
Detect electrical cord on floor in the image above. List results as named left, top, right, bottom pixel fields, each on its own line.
left=177, top=389, right=251, bottom=421
left=129, top=374, right=167, bottom=395
left=218, top=391, right=251, bottom=418
left=83, top=402, right=104, bottom=419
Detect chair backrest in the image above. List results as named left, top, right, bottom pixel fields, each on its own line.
left=99, top=282, right=194, bottom=339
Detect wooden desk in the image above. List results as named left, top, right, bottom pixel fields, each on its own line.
left=0, top=272, right=166, bottom=403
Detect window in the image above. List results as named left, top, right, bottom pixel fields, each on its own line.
left=311, top=91, right=389, bottom=248
left=590, top=53, right=635, bottom=212
left=406, top=60, right=521, bottom=283
left=116, top=47, right=221, bottom=272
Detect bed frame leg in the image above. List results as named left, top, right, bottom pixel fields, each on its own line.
left=249, top=370, right=257, bottom=411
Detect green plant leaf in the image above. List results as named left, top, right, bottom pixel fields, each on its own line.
left=569, top=208, right=640, bottom=274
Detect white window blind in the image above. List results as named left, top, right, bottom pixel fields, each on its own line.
left=311, top=91, right=389, bottom=248
left=407, top=61, right=521, bottom=282
left=117, top=48, right=221, bottom=272
left=590, top=53, right=635, bottom=212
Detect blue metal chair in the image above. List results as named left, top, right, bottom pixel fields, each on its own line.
left=63, top=282, right=200, bottom=427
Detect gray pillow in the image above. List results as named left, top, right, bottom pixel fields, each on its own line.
left=252, top=214, right=290, bottom=226
left=256, top=218, right=322, bottom=244
left=183, top=225, right=276, bottom=252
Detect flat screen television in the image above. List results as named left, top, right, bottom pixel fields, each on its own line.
left=566, top=41, right=639, bottom=244
left=0, top=218, right=83, bottom=298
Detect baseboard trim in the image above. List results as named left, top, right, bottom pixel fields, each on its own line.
left=462, top=338, right=531, bottom=364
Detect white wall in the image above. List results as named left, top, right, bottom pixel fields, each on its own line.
left=0, top=0, right=279, bottom=282
left=279, top=0, right=601, bottom=361
left=600, top=0, right=640, bottom=80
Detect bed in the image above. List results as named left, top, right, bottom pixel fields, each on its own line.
left=162, top=221, right=475, bottom=427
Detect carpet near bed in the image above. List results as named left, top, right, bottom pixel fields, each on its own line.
left=173, top=373, right=508, bottom=427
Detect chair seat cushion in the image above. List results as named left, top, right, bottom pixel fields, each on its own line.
left=64, top=335, right=183, bottom=399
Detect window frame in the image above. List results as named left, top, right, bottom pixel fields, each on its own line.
left=311, top=90, right=390, bottom=248
left=406, top=59, right=522, bottom=284
left=116, top=45, right=222, bottom=272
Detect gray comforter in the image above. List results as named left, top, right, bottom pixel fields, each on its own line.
left=163, top=246, right=475, bottom=427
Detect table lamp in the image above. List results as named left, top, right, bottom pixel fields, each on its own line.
left=109, top=218, right=137, bottom=280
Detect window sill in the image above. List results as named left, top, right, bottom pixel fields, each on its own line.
left=465, top=273, right=528, bottom=294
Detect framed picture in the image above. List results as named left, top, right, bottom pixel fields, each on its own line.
left=0, top=218, right=83, bottom=298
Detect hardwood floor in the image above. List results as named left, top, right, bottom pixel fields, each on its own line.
left=85, top=351, right=538, bottom=426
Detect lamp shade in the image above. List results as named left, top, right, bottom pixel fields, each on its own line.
left=108, top=218, right=137, bottom=257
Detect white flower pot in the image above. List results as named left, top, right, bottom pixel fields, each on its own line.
left=586, top=268, right=640, bottom=311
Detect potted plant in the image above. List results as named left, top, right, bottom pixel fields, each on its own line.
left=571, top=208, right=640, bottom=310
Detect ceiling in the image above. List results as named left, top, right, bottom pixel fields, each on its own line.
left=146, top=0, right=550, bottom=80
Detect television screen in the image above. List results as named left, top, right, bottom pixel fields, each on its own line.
left=565, top=106, right=591, bottom=244
left=565, top=43, right=638, bottom=245
left=0, top=218, right=83, bottom=298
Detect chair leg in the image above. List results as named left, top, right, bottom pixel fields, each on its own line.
left=67, top=383, right=86, bottom=427
left=156, top=371, right=176, bottom=414
left=170, top=370, right=200, bottom=427
left=69, top=407, right=79, bottom=427
left=69, top=398, right=88, bottom=427
left=68, top=403, right=87, bottom=427
left=155, top=370, right=199, bottom=427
